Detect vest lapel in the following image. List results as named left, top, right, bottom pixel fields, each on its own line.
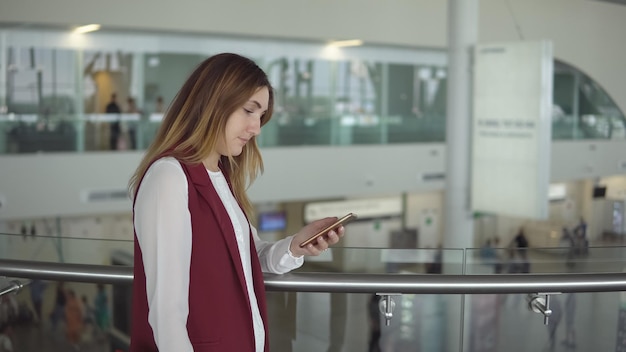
left=183, top=161, right=270, bottom=347
left=183, top=162, right=248, bottom=295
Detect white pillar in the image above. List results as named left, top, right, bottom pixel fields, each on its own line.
left=75, top=50, right=85, bottom=152
left=131, top=52, right=144, bottom=108
left=444, top=0, right=478, bottom=253
left=0, top=31, right=7, bottom=153
left=0, top=31, right=6, bottom=112
left=444, top=1, right=478, bottom=352
left=0, top=220, right=6, bottom=259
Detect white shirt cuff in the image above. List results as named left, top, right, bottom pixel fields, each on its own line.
left=287, top=237, right=304, bottom=259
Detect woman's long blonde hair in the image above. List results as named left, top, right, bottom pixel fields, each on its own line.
left=129, top=53, right=274, bottom=217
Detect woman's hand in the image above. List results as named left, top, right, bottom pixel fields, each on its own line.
left=290, top=217, right=346, bottom=257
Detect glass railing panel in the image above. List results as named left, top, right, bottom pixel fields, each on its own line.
left=3, top=270, right=623, bottom=352
left=0, top=281, right=461, bottom=352
left=296, top=247, right=465, bottom=274
left=0, top=114, right=80, bottom=154
left=0, top=279, right=125, bottom=352
left=0, top=113, right=144, bottom=153
left=137, top=117, right=162, bottom=150
left=577, top=114, right=623, bottom=140
left=386, top=113, right=446, bottom=144
left=552, top=114, right=581, bottom=140
left=81, top=114, right=142, bottom=152
left=551, top=113, right=626, bottom=140
left=2, top=244, right=625, bottom=352
left=466, top=243, right=626, bottom=351
left=464, top=291, right=622, bottom=352
left=0, top=231, right=133, bottom=350
left=0, top=232, right=133, bottom=265
left=266, top=247, right=465, bottom=351
left=268, top=292, right=369, bottom=352
left=267, top=291, right=463, bottom=352
left=1, top=109, right=623, bottom=155
left=465, top=245, right=626, bottom=274
left=610, top=115, right=626, bottom=139
left=257, top=113, right=447, bottom=148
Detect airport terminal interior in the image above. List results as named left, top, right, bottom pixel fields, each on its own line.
left=1, top=0, right=626, bottom=351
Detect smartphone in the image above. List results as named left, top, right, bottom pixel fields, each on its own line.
left=299, top=213, right=357, bottom=248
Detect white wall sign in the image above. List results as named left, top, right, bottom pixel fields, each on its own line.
left=471, top=41, right=553, bottom=219
left=548, top=183, right=567, bottom=201
left=304, top=196, right=402, bottom=223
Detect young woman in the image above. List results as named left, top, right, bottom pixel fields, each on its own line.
left=128, top=53, right=344, bottom=352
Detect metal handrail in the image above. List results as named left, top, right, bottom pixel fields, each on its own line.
left=1, top=258, right=625, bottom=294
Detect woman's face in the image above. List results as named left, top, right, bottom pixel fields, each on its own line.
left=216, top=86, right=269, bottom=158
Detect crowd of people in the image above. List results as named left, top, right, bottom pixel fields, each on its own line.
left=50, top=282, right=111, bottom=347
left=105, top=93, right=143, bottom=151
left=103, top=93, right=167, bottom=151
left=0, top=280, right=111, bottom=351
left=480, top=218, right=590, bottom=273
left=479, top=227, right=531, bottom=274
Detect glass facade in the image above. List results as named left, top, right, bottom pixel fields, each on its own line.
left=552, top=60, right=626, bottom=140
left=0, top=29, right=624, bottom=154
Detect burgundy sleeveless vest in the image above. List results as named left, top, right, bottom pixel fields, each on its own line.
left=130, top=159, right=270, bottom=352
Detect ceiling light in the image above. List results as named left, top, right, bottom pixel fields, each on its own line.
left=328, top=39, right=363, bottom=48
left=73, top=24, right=101, bottom=34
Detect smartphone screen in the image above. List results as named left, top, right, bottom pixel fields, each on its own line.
left=299, top=213, right=357, bottom=248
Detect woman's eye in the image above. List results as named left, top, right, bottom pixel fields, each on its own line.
left=243, top=108, right=253, bottom=114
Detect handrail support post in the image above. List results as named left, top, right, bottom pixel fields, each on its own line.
left=376, top=292, right=401, bottom=326
left=527, top=292, right=561, bottom=325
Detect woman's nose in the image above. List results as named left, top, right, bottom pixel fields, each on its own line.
left=249, top=117, right=261, bottom=136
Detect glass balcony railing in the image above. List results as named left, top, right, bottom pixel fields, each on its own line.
left=0, top=112, right=448, bottom=154
left=1, top=108, right=623, bottom=155
left=1, top=232, right=626, bottom=352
